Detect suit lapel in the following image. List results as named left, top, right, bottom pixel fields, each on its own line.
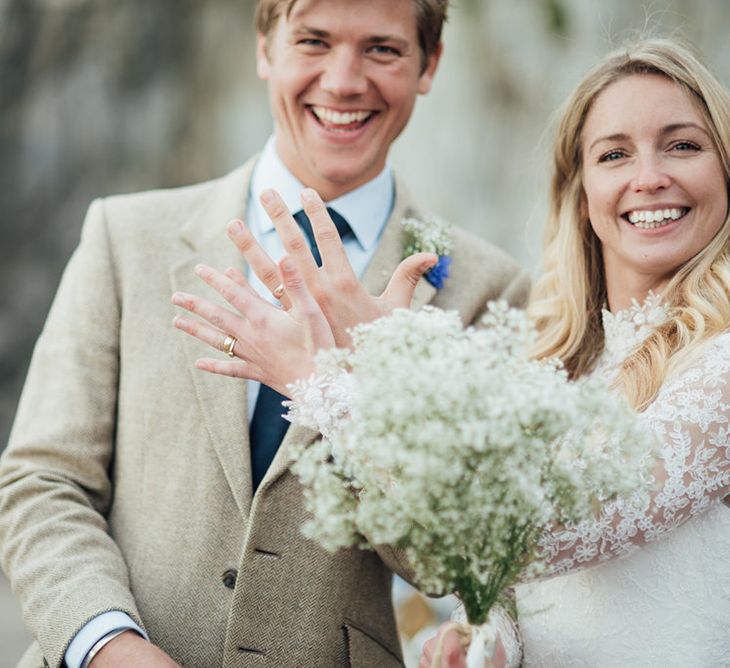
left=170, top=160, right=256, bottom=517
left=258, top=175, right=437, bottom=492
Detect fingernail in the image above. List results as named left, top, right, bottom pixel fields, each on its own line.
left=281, top=257, right=294, bottom=273
left=194, top=264, right=205, bottom=275
left=260, top=189, right=276, bottom=205
left=228, top=219, right=243, bottom=235
left=172, top=293, right=184, bottom=305
left=301, top=188, right=317, bottom=204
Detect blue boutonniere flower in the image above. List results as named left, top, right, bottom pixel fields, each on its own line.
left=401, top=215, right=453, bottom=289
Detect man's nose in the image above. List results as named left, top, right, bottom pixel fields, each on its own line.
left=319, top=48, right=368, bottom=97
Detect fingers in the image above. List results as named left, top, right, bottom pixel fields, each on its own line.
left=226, top=219, right=291, bottom=306
left=224, top=265, right=292, bottom=310
left=260, top=189, right=319, bottom=281
left=493, top=634, right=507, bottom=668
left=420, top=637, right=435, bottom=668
left=194, top=357, right=264, bottom=382
left=172, top=313, right=240, bottom=356
left=381, top=252, right=439, bottom=308
left=192, top=263, right=265, bottom=319
left=300, top=188, right=356, bottom=276
left=279, top=256, right=335, bottom=352
left=440, top=629, right=467, bottom=668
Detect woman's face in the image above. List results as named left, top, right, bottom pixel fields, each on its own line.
left=581, top=73, right=728, bottom=294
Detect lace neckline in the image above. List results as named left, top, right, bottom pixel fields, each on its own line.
left=601, top=292, right=667, bottom=365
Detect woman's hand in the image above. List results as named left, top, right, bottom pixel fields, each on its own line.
left=419, top=623, right=507, bottom=668
left=230, top=188, right=438, bottom=347
left=172, top=255, right=334, bottom=396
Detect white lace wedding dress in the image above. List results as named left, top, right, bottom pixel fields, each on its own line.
left=287, top=296, right=730, bottom=667
left=516, top=296, right=730, bottom=667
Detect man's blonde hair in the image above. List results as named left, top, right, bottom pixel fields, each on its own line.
left=253, top=0, right=448, bottom=71
left=528, top=37, right=730, bottom=410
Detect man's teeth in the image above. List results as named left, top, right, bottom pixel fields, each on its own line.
left=311, top=106, right=371, bottom=126
left=627, top=208, right=687, bottom=229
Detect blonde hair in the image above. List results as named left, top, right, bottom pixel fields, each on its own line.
left=254, top=0, right=449, bottom=71
left=529, top=38, right=730, bottom=410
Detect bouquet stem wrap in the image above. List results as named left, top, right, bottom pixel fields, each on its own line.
left=431, top=619, right=498, bottom=668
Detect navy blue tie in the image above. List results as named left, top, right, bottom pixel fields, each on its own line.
left=249, top=208, right=352, bottom=491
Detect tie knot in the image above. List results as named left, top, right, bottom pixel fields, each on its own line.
left=293, top=208, right=352, bottom=267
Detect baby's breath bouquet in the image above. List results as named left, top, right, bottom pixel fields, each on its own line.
left=287, top=304, right=650, bottom=662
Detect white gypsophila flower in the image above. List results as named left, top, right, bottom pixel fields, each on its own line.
left=401, top=215, right=453, bottom=257
left=288, top=304, right=652, bottom=625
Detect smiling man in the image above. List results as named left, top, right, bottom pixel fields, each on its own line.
left=0, top=1, right=529, bottom=667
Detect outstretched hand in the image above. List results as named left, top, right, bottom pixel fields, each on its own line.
left=229, top=187, right=438, bottom=347
left=173, top=187, right=438, bottom=389
left=172, top=254, right=334, bottom=396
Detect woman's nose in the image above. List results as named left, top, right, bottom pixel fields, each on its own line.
left=630, top=155, right=672, bottom=192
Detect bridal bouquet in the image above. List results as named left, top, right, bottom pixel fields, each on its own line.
left=286, top=305, right=651, bottom=664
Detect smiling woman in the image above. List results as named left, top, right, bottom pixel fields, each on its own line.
left=581, top=74, right=727, bottom=310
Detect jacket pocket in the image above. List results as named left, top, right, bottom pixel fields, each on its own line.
left=342, top=620, right=404, bottom=668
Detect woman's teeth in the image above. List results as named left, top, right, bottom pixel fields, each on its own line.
left=627, top=208, right=688, bottom=229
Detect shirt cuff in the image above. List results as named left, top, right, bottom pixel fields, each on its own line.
left=65, top=610, right=148, bottom=668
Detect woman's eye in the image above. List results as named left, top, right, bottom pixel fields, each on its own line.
left=598, top=150, right=626, bottom=163
left=670, top=140, right=701, bottom=152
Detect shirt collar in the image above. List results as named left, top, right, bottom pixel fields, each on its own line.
left=249, top=136, right=394, bottom=251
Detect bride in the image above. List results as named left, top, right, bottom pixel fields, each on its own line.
left=173, top=38, right=730, bottom=666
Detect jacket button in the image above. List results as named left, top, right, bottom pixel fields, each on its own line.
left=222, top=569, right=238, bottom=589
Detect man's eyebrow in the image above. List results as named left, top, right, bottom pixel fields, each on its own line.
left=367, top=35, right=410, bottom=48
left=292, top=26, right=330, bottom=38
left=587, top=122, right=713, bottom=153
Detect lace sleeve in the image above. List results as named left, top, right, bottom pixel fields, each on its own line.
left=538, top=333, right=730, bottom=575
left=451, top=602, right=522, bottom=668
left=284, top=370, right=354, bottom=441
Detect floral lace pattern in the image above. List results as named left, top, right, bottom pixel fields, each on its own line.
left=538, top=299, right=730, bottom=574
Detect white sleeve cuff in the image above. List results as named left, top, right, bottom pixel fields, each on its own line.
left=65, top=610, right=147, bottom=668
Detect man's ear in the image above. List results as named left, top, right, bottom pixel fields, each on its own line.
left=417, top=41, right=443, bottom=95
left=256, top=32, right=271, bottom=80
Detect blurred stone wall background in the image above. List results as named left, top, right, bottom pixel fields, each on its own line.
left=1, top=0, right=730, bottom=665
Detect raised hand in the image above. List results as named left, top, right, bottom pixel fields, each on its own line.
left=172, top=255, right=334, bottom=396
left=227, top=188, right=438, bottom=347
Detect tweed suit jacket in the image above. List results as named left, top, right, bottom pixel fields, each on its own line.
left=0, top=158, right=530, bottom=668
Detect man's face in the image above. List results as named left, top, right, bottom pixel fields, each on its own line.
left=257, top=0, right=441, bottom=200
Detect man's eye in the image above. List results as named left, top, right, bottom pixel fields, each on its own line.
left=598, top=150, right=626, bottom=163
left=298, top=38, right=327, bottom=48
left=368, top=45, right=400, bottom=56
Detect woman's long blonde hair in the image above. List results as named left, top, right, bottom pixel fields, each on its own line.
left=528, top=38, right=730, bottom=410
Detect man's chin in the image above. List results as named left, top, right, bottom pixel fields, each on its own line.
left=309, top=164, right=381, bottom=199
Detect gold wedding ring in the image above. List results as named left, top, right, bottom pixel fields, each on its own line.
left=223, top=335, right=237, bottom=358
left=273, top=283, right=285, bottom=299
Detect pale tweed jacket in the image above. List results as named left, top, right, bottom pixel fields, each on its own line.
left=0, top=159, right=530, bottom=668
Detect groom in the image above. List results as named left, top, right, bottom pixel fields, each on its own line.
left=0, top=1, right=529, bottom=666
